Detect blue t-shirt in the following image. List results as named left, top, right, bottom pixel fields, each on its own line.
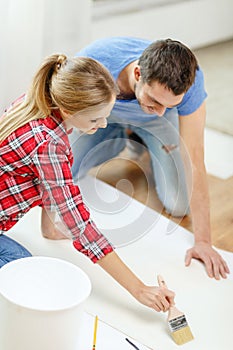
left=76, top=37, right=207, bottom=122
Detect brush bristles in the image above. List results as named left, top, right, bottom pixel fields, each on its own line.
left=171, top=326, right=194, bottom=345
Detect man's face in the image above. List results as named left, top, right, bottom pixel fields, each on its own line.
left=134, top=75, right=184, bottom=117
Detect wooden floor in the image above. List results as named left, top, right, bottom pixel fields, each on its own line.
left=90, top=150, right=233, bottom=253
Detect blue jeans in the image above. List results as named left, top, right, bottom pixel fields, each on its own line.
left=0, top=234, right=32, bottom=268
left=69, top=109, right=190, bottom=217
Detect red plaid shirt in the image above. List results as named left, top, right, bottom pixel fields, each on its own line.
left=0, top=105, right=113, bottom=262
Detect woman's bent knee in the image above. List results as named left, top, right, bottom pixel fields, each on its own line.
left=0, top=235, right=32, bottom=268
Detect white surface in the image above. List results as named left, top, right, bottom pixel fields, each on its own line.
left=4, top=176, right=233, bottom=350
left=204, top=127, right=233, bottom=179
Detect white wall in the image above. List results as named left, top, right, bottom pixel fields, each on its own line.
left=91, top=0, right=233, bottom=49
left=1, top=0, right=232, bottom=113
left=0, top=0, right=91, bottom=113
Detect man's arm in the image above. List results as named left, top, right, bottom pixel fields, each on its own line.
left=179, top=101, right=229, bottom=279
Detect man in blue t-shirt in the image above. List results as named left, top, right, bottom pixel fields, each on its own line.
left=70, top=37, right=229, bottom=280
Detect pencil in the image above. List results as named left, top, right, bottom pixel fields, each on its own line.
left=92, top=315, right=98, bottom=350
left=157, top=275, right=194, bottom=345
left=125, top=337, right=140, bottom=350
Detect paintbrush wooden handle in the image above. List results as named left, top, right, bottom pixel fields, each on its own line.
left=158, top=275, right=181, bottom=315
left=157, top=275, right=176, bottom=317
left=157, top=276, right=182, bottom=321
left=158, top=275, right=176, bottom=309
left=157, top=275, right=168, bottom=289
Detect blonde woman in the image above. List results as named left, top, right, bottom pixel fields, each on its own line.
left=0, top=54, right=175, bottom=312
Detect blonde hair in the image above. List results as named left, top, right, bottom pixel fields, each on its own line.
left=0, top=54, right=117, bottom=142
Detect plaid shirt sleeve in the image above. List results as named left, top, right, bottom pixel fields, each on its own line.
left=32, top=138, right=114, bottom=263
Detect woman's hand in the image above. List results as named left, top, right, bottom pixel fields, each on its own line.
left=133, top=284, right=175, bottom=312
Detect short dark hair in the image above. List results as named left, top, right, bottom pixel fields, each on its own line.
left=138, top=39, right=198, bottom=95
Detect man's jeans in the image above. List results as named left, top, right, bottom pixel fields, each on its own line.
left=0, top=234, right=32, bottom=268
left=69, top=108, right=191, bottom=217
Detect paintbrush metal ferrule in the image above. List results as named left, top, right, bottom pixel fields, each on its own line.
left=168, top=314, right=188, bottom=332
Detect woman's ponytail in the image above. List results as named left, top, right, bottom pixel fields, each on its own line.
left=28, top=54, right=68, bottom=117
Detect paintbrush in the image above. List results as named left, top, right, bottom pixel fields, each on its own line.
left=157, top=275, right=194, bottom=345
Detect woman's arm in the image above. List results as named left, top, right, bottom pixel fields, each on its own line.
left=41, top=208, right=175, bottom=312
left=97, top=250, right=175, bottom=312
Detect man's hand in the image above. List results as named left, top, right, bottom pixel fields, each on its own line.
left=185, top=242, right=230, bottom=279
